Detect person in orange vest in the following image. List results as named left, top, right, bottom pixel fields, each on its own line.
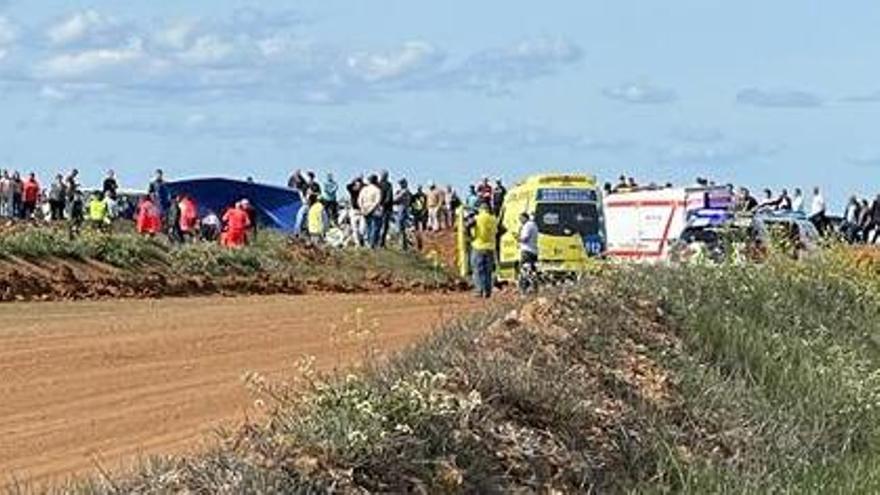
left=136, top=196, right=162, bottom=236
left=178, top=195, right=199, bottom=242
left=222, top=201, right=251, bottom=248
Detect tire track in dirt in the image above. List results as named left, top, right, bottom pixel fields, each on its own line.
left=0, top=293, right=483, bottom=484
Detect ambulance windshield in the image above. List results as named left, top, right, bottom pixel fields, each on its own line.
left=535, top=203, right=600, bottom=237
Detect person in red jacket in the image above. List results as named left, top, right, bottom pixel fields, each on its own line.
left=222, top=201, right=251, bottom=248
left=22, top=172, right=40, bottom=220
left=136, top=196, right=161, bottom=236
left=178, top=195, right=198, bottom=242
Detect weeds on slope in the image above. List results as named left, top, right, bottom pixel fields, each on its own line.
left=615, top=251, right=880, bottom=493
left=23, top=249, right=880, bottom=493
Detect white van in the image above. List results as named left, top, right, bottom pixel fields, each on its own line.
left=603, top=186, right=734, bottom=262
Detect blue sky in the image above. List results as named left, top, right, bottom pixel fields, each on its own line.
left=0, top=0, right=878, bottom=208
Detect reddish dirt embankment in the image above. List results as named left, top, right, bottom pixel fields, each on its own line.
left=0, top=293, right=483, bottom=484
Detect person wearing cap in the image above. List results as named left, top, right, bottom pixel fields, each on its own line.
left=393, top=178, right=413, bottom=250
left=468, top=201, right=498, bottom=298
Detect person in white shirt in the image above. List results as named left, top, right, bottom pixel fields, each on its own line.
left=791, top=188, right=804, bottom=214
left=810, top=186, right=827, bottom=234
left=357, top=174, right=383, bottom=249
left=518, top=212, right=539, bottom=294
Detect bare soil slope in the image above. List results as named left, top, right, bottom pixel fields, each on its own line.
left=0, top=293, right=481, bottom=483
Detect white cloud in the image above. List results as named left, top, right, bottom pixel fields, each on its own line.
left=450, top=37, right=582, bottom=92
left=36, top=38, right=146, bottom=79
left=175, top=35, right=239, bottom=66
left=603, top=82, right=677, bottom=104
left=22, top=10, right=584, bottom=105
left=736, top=88, right=823, bottom=108
left=46, top=10, right=123, bottom=47
left=346, top=41, right=442, bottom=83
left=0, top=16, right=18, bottom=60
left=152, top=19, right=198, bottom=50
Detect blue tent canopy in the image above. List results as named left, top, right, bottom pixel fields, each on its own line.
left=165, top=178, right=303, bottom=232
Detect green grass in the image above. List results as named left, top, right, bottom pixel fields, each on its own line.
left=0, top=224, right=458, bottom=292
left=14, top=248, right=880, bottom=493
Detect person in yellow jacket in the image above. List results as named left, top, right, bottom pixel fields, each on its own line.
left=306, top=197, right=329, bottom=243
left=468, top=201, right=498, bottom=298
left=87, top=191, right=110, bottom=231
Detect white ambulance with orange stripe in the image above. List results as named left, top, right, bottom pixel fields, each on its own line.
left=603, top=186, right=734, bottom=262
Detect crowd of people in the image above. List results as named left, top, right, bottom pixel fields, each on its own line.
left=2, top=166, right=879, bottom=295
left=286, top=169, right=507, bottom=250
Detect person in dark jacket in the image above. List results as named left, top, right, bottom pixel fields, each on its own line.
left=378, top=170, right=393, bottom=247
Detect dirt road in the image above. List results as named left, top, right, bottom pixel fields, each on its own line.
left=0, top=293, right=481, bottom=483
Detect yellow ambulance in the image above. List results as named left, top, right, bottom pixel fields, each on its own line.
left=456, top=173, right=606, bottom=282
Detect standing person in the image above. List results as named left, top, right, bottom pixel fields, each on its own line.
left=10, top=171, right=23, bottom=219
left=777, top=189, right=792, bottom=211
left=843, top=196, right=862, bottom=243
left=468, top=203, right=498, bottom=299
left=222, top=201, right=251, bottom=248
left=493, top=179, right=507, bottom=213
left=394, top=178, right=413, bottom=250
left=476, top=177, right=493, bottom=206
left=166, top=195, right=182, bottom=244
left=64, top=169, right=80, bottom=203
left=442, top=185, right=456, bottom=229
left=465, top=185, right=479, bottom=209
left=378, top=170, right=393, bottom=247
left=346, top=175, right=366, bottom=247
left=435, top=184, right=448, bottom=229
left=358, top=174, right=383, bottom=249
left=136, top=195, right=162, bottom=237
left=305, top=171, right=321, bottom=202
left=241, top=199, right=258, bottom=243
left=178, top=194, right=198, bottom=243
left=21, top=172, right=40, bottom=220
left=68, top=189, right=85, bottom=239
left=518, top=212, right=539, bottom=294
left=321, top=172, right=339, bottom=225
left=102, top=170, right=119, bottom=198
left=48, top=174, right=66, bottom=221
left=810, top=186, right=827, bottom=234
left=791, top=188, right=805, bottom=214
left=0, top=170, right=10, bottom=218
left=858, top=199, right=873, bottom=243
left=288, top=169, right=307, bottom=194
left=756, top=189, right=777, bottom=211
left=148, top=169, right=170, bottom=213
left=411, top=185, right=428, bottom=232
left=426, top=183, right=442, bottom=232
left=868, top=194, right=880, bottom=244
left=87, top=191, right=110, bottom=231
left=737, top=187, right=758, bottom=212
left=306, top=196, right=329, bottom=243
